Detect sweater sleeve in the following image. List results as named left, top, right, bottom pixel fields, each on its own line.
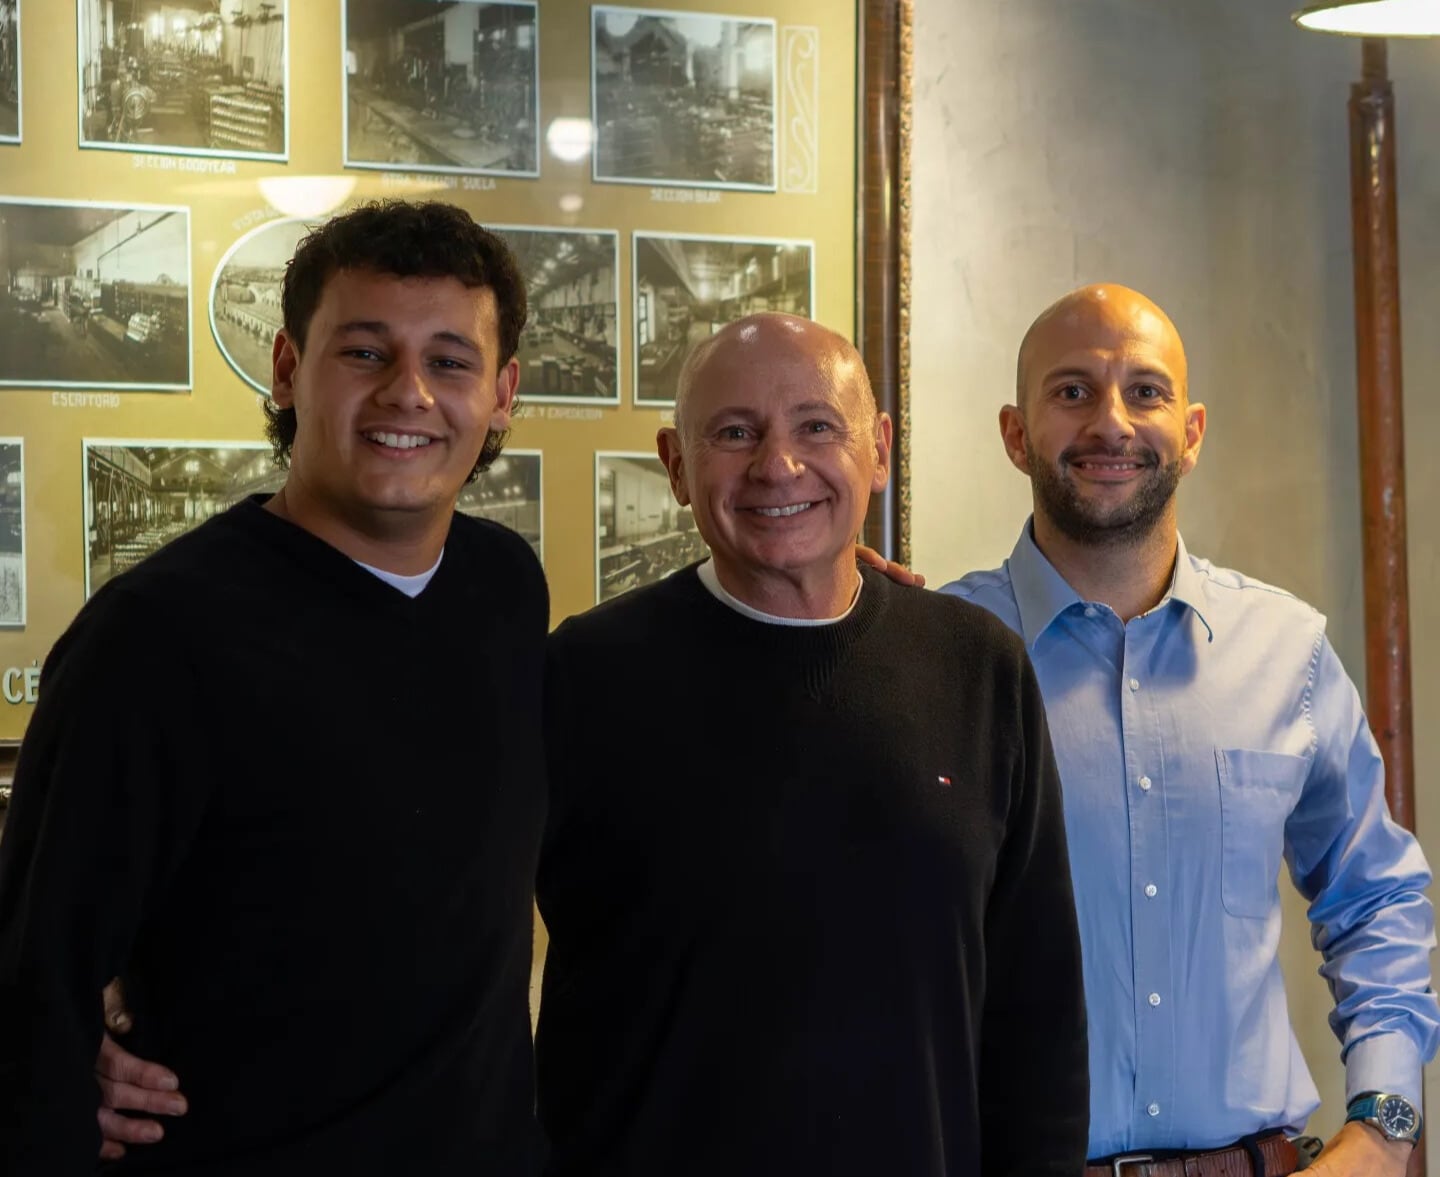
left=0, top=588, right=211, bottom=1175
left=979, top=649, right=1089, bottom=1176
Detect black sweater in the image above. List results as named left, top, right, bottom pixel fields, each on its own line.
left=536, top=565, right=1088, bottom=1177
left=0, top=498, right=547, bottom=1175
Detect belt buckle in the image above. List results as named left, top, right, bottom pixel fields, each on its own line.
left=1111, top=1156, right=1155, bottom=1176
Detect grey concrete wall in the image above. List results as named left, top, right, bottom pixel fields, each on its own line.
left=910, top=0, right=1440, bottom=1140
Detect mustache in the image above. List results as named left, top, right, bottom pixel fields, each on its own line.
left=1059, top=445, right=1159, bottom=467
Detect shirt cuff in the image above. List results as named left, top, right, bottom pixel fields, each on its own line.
left=1345, top=1032, right=1425, bottom=1106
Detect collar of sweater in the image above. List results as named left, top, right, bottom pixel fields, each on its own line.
left=672, top=563, right=891, bottom=700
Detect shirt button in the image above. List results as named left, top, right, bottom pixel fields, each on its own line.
left=1145, top=883, right=1158, bottom=898
left=1148, top=992, right=1161, bottom=1007
left=1138, top=775, right=1152, bottom=791
left=1129, top=678, right=1141, bottom=691
left=1084, top=606, right=1098, bottom=619
left=1148, top=1103, right=1161, bottom=1117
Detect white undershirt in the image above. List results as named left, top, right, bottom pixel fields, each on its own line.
left=695, top=559, right=859, bottom=627
left=355, top=549, right=444, bottom=598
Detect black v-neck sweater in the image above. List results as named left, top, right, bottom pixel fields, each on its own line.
left=0, top=497, right=548, bottom=1175
left=536, top=565, right=1088, bottom=1177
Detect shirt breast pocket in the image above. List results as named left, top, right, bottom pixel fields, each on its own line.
left=1215, top=747, right=1309, bottom=919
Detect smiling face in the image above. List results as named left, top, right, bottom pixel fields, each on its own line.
left=657, top=315, right=891, bottom=616
left=270, top=267, right=518, bottom=565
left=1001, top=285, right=1205, bottom=548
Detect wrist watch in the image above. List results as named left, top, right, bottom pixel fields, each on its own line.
left=1346, top=1091, right=1423, bottom=1144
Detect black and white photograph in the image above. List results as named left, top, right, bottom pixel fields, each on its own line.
left=0, top=439, right=23, bottom=627
left=592, top=6, right=775, bottom=190
left=210, top=216, right=310, bottom=395
left=77, top=0, right=288, bottom=159
left=84, top=441, right=280, bottom=597
left=0, top=199, right=192, bottom=391
left=344, top=0, right=538, bottom=175
left=0, top=0, right=19, bottom=143
left=633, top=232, right=812, bottom=406
left=494, top=226, right=618, bottom=404
left=595, top=452, right=706, bottom=604
left=457, top=449, right=541, bottom=562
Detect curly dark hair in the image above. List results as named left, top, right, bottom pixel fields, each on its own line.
left=262, top=200, right=528, bottom=480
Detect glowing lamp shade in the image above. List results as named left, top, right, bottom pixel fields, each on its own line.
left=257, top=176, right=358, bottom=219
left=1294, top=0, right=1440, bottom=35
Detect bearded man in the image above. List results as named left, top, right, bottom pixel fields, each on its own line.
left=942, top=284, right=1439, bottom=1177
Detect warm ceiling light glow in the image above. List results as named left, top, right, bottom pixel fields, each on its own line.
left=546, top=117, right=593, bottom=163
left=1295, top=0, right=1440, bottom=35
left=257, top=175, right=358, bottom=218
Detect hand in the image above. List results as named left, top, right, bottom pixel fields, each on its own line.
left=855, top=545, right=926, bottom=588
left=1307, top=1121, right=1413, bottom=1177
left=94, top=979, right=187, bottom=1161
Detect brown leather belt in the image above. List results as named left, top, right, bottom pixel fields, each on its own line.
left=1085, top=1134, right=1300, bottom=1177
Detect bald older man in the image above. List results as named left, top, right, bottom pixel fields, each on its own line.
left=535, top=313, right=1088, bottom=1176
left=943, top=286, right=1439, bottom=1177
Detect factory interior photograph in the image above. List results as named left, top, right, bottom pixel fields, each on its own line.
left=84, top=443, right=281, bottom=595
left=0, top=201, right=190, bottom=389
left=0, top=0, right=17, bottom=141
left=497, top=228, right=618, bottom=402
left=345, top=0, right=537, bottom=174
left=633, top=234, right=811, bottom=404
left=210, top=217, right=308, bottom=395
left=78, top=0, right=287, bottom=156
left=0, top=441, right=21, bottom=627
left=593, top=7, right=774, bottom=188
left=457, top=450, right=541, bottom=562
left=596, top=453, right=705, bottom=603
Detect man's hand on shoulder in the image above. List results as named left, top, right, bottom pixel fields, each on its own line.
left=855, top=544, right=926, bottom=588
left=95, top=979, right=187, bottom=1160
left=1308, top=1121, right=1413, bottom=1177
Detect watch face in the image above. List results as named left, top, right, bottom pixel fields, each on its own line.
left=1378, top=1096, right=1419, bottom=1138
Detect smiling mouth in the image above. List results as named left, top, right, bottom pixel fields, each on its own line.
left=362, top=431, right=434, bottom=451
left=747, top=502, right=816, bottom=518
left=1063, top=450, right=1156, bottom=476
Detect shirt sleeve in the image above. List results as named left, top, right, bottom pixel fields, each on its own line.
left=0, top=587, right=211, bottom=1173
left=1284, top=634, right=1440, bottom=1105
left=980, top=648, right=1090, bottom=1175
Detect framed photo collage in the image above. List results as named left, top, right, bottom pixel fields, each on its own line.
left=0, top=0, right=902, bottom=746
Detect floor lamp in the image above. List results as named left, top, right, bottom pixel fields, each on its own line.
left=1293, top=3, right=1440, bottom=1175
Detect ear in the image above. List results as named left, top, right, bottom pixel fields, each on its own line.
left=870, top=412, right=893, bottom=494
left=271, top=330, right=299, bottom=408
left=1180, top=400, right=1206, bottom=476
left=656, top=427, right=691, bottom=507
left=489, top=356, right=521, bottom=433
left=998, top=404, right=1031, bottom=475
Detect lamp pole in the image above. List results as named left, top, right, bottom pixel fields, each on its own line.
left=1347, top=36, right=1424, bottom=1176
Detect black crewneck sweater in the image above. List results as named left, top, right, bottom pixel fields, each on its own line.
left=536, top=565, right=1088, bottom=1177
left=0, top=497, right=547, bottom=1175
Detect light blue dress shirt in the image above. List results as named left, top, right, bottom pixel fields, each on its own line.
left=943, top=522, right=1439, bottom=1159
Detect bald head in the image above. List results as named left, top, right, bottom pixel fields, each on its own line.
left=673, top=313, right=875, bottom=443
left=1015, top=284, right=1188, bottom=410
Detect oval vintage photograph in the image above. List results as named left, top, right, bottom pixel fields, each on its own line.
left=208, top=215, right=310, bottom=396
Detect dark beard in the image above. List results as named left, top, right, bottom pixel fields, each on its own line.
left=1027, top=442, right=1181, bottom=547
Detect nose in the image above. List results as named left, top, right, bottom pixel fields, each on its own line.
left=749, top=432, right=804, bottom=482
left=375, top=353, right=435, bottom=412
left=1085, top=383, right=1136, bottom=444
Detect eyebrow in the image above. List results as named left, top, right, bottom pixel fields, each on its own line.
left=699, top=401, right=844, bottom=431
left=1043, top=365, right=1174, bottom=385
left=334, top=322, right=483, bottom=356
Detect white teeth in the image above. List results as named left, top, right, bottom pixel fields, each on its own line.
left=754, top=503, right=812, bottom=517
left=365, top=431, right=432, bottom=450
